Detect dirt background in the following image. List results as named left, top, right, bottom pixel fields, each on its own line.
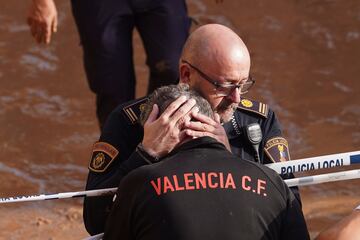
left=0, top=0, right=359, bottom=239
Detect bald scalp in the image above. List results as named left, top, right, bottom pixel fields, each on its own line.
left=181, top=24, right=250, bottom=68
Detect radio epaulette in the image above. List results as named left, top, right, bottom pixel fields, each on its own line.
left=237, top=98, right=269, bottom=118
left=122, top=97, right=149, bottom=124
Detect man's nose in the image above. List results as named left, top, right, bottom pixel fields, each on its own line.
left=227, top=87, right=241, bottom=104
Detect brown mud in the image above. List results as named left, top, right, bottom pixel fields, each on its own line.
left=0, top=0, right=359, bottom=239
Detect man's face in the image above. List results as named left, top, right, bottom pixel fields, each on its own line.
left=185, top=60, right=251, bottom=123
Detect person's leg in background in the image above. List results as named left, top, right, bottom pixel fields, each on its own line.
left=134, top=0, right=192, bottom=94
left=71, top=0, right=136, bottom=129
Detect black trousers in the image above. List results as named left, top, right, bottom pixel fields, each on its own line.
left=71, top=0, right=191, bottom=128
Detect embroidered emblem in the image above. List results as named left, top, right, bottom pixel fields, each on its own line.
left=92, top=152, right=106, bottom=170
left=277, top=145, right=287, bottom=162
left=122, top=98, right=148, bottom=124
left=237, top=98, right=269, bottom=118
left=241, top=99, right=253, bottom=108
left=89, top=142, right=119, bottom=172
left=139, top=103, right=146, bottom=113
left=264, top=137, right=290, bottom=163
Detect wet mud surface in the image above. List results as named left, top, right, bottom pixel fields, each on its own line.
left=0, top=0, right=359, bottom=239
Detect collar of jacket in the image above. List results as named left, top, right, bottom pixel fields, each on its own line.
left=167, top=136, right=227, bottom=158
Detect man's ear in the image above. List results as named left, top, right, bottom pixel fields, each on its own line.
left=179, top=64, right=191, bottom=84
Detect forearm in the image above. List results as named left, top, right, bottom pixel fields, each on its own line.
left=316, top=206, right=360, bottom=240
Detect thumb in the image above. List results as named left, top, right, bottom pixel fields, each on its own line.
left=145, top=104, right=159, bottom=124
left=52, top=15, right=58, bottom=33
left=45, top=23, right=52, bottom=44
left=214, top=112, right=221, bottom=123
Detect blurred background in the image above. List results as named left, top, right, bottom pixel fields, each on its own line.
left=0, top=0, right=359, bottom=239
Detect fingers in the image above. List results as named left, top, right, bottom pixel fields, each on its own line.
left=185, top=129, right=214, bottom=139
left=178, top=129, right=191, bottom=142
left=214, top=112, right=221, bottom=123
left=185, top=121, right=215, bottom=133
left=176, top=113, right=192, bottom=129
left=145, top=104, right=159, bottom=125
left=34, top=24, right=43, bottom=43
left=160, top=96, right=188, bottom=120
left=29, top=22, right=37, bottom=38
left=171, top=98, right=196, bottom=123
left=46, top=15, right=58, bottom=44
left=160, top=96, right=196, bottom=124
left=191, top=111, right=217, bottom=126
left=28, top=20, right=44, bottom=43
left=27, top=14, right=57, bottom=44
left=52, top=15, right=58, bottom=33
left=45, top=20, right=52, bottom=44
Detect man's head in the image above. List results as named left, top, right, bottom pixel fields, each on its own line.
left=140, top=84, right=214, bottom=126
left=179, top=24, right=252, bottom=122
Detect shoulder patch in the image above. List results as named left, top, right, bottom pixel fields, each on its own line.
left=264, top=137, right=291, bottom=163
left=237, top=98, right=269, bottom=118
left=122, top=98, right=148, bottom=125
left=89, top=142, right=119, bottom=172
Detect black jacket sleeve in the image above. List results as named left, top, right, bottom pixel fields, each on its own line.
left=103, top=168, right=146, bottom=240
left=261, top=166, right=309, bottom=240
left=280, top=187, right=310, bottom=240
left=83, top=107, right=148, bottom=235
left=260, top=109, right=302, bottom=205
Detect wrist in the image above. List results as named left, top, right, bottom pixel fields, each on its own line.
left=136, top=143, right=160, bottom=163
left=141, top=141, right=161, bottom=157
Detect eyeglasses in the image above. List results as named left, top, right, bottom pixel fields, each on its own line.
left=182, top=60, right=255, bottom=96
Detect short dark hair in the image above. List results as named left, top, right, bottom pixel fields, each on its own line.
left=140, top=84, right=214, bottom=125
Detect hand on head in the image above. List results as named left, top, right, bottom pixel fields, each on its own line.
left=141, top=83, right=232, bottom=158
left=185, top=111, right=231, bottom=152
left=142, top=96, right=197, bottom=158
left=142, top=98, right=231, bottom=157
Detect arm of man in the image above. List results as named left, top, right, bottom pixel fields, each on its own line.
left=315, top=206, right=360, bottom=240
left=83, top=107, right=147, bottom=235
left=260, top=109, right=303, bottom=205
left=259, top=109, right=289, bottom=163
left=84, top=96, right=196, bottom=235
left=27, top=0, right=57, bottom=44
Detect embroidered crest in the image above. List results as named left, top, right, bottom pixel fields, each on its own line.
left=122, top=98, right=148, bottom=124
left=89, top=142, right=119, bottom=172
left=139, top=103, right=147, bottom=113
left=93, top=152, right=106, bottom=169
left=264, top=137, right=290, bottom=163
left=241, top=99, right=253, bottom=108
left=237, top=98, right=268, bottom=118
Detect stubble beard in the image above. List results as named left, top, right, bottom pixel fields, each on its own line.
left=215, top=100, right=238, bottom=123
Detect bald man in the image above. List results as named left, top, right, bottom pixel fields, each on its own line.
left=83, top=24, right=295, bottom=235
